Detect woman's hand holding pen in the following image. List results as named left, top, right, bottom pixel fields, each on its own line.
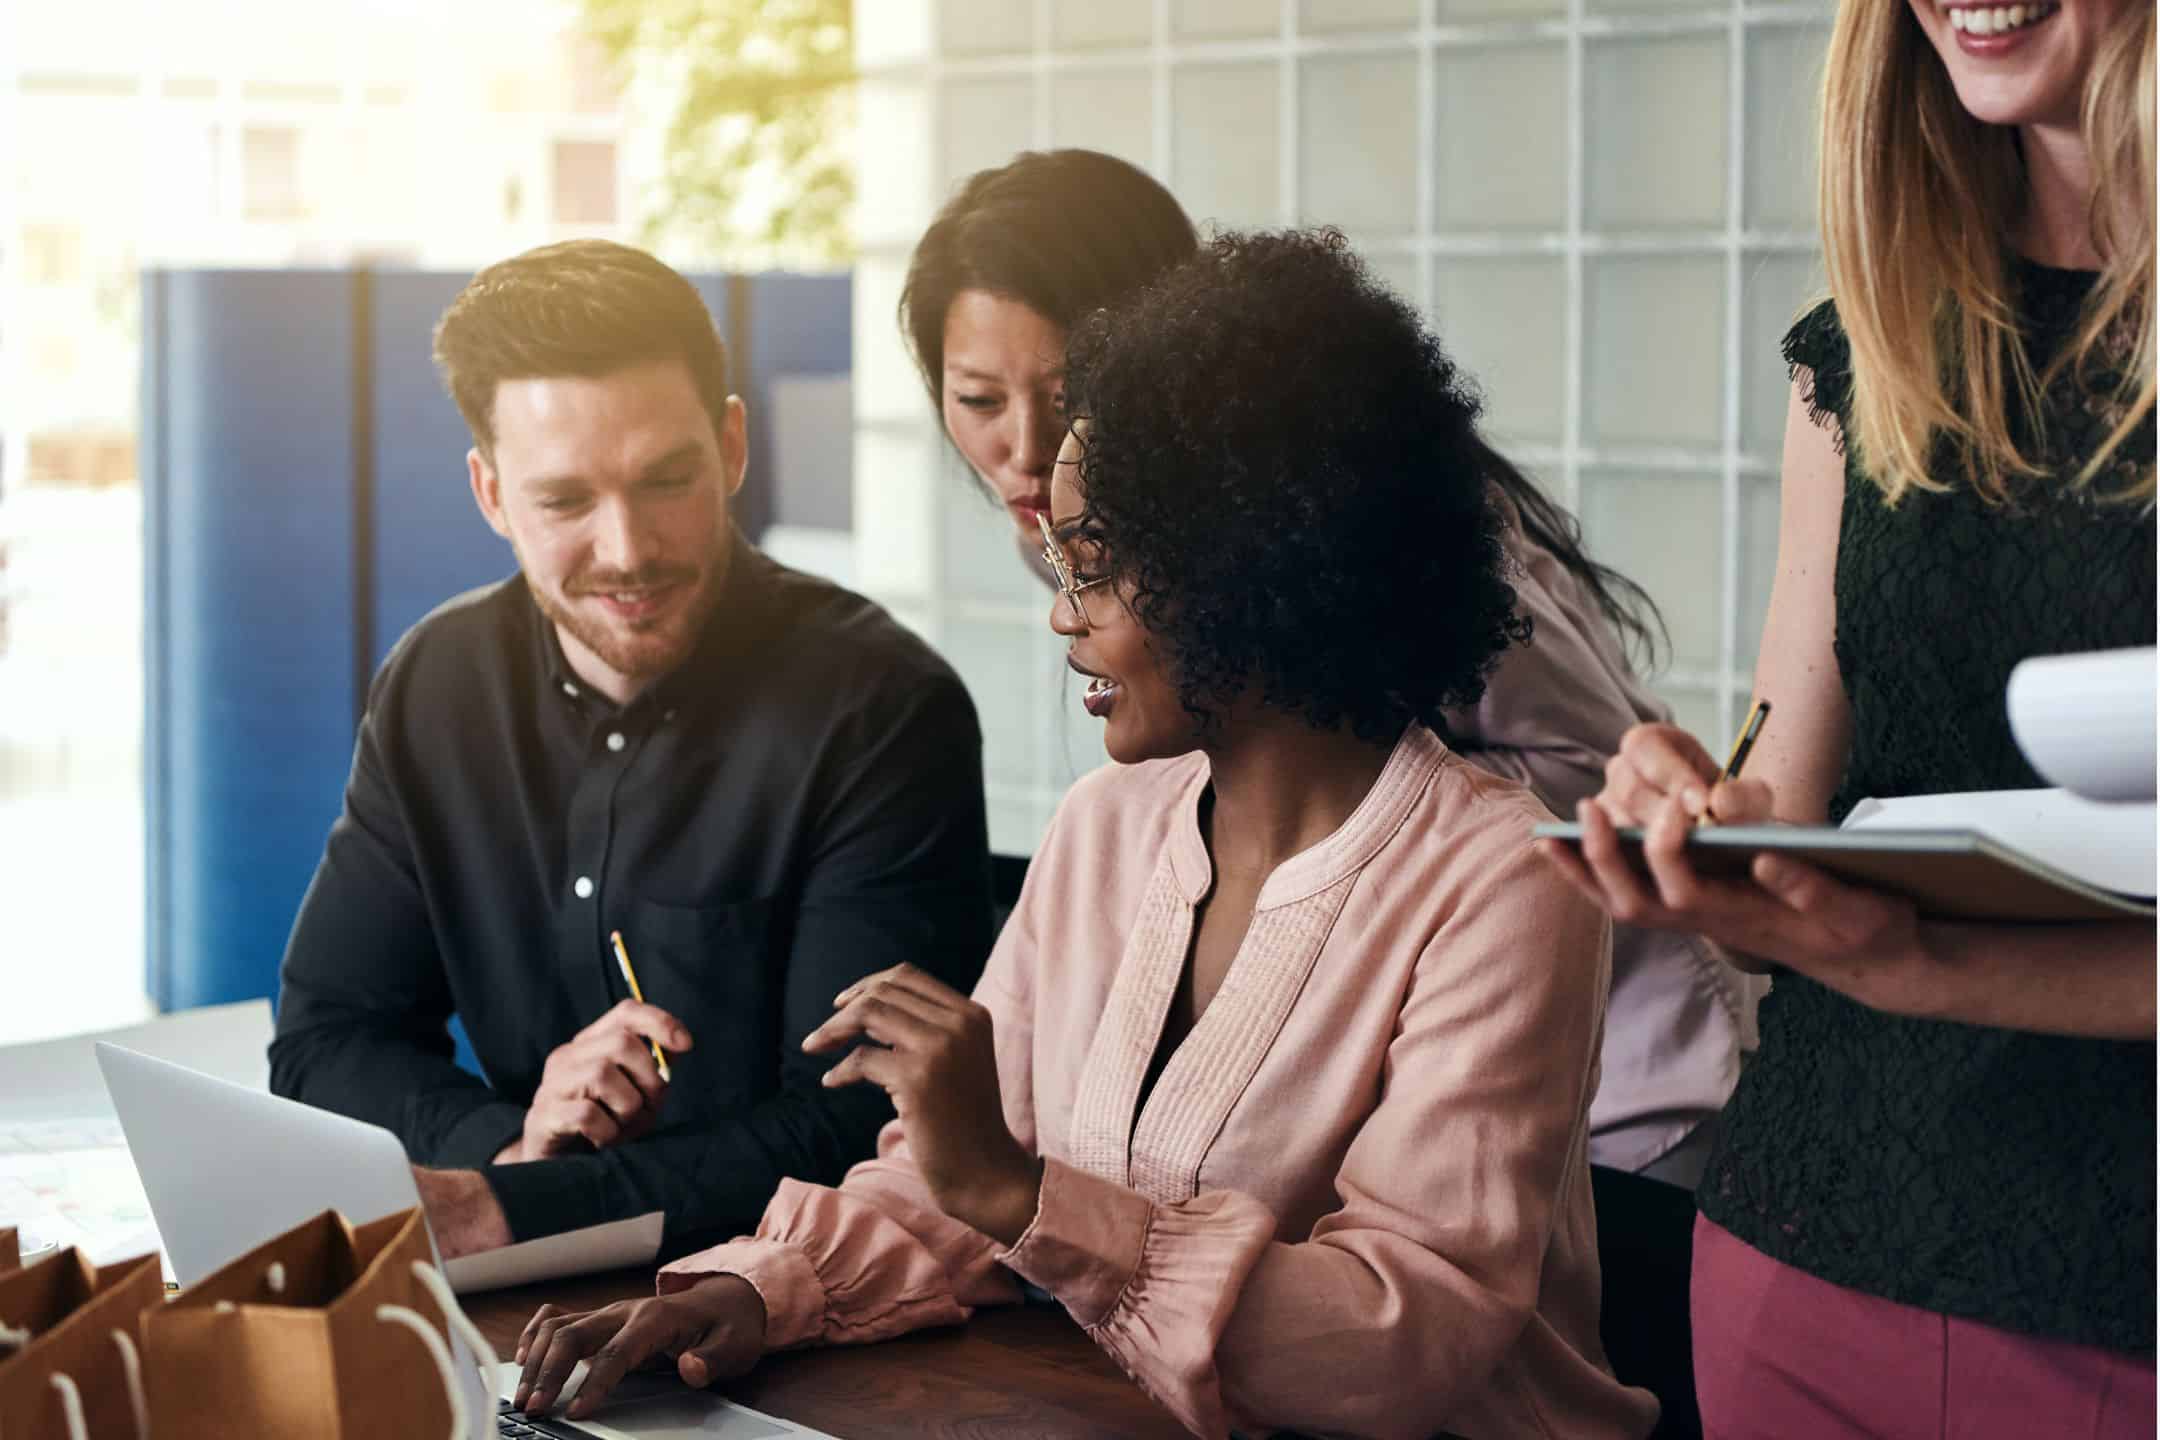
left=502, top=999, right=695, bottom=1163
left=1587, top=723, right=1775, bottom=832
left=1539, top=721, right=1939, bottom=1017
left=804, top=964, right=1044, bottom=1247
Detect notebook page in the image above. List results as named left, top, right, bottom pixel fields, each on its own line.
left=2006, top=648, right=2157, bottom=802
left=1843, top=789, right=2157, bottom=899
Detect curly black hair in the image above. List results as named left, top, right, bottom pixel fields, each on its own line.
left=1062, top=228, right=1533, bottom=745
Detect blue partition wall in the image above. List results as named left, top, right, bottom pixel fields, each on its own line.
left=143, top=266, right=845, bottom=1015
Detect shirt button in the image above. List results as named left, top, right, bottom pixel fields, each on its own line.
left=562, top=681, right=579, bottom=698
left=573, top=875, right=594, bottom=900
left=606, top=731, right=626, bottom=752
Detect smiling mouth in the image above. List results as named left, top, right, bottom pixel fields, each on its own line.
left=1068, top=653, right=1122, bottom=717
left=1947, top=2, right=2057, bottom=34
left=581, top=580, right=686, bottom=620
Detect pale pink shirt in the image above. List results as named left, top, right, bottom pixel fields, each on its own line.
left=1025, top=497, right=1753, bottom=1175
left=661, top=726, right=1659, bottom=1439
left=1442, top=498, right=1755, bottom=1174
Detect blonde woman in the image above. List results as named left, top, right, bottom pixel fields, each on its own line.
left=1542, top=0, right=2155, bottom=1432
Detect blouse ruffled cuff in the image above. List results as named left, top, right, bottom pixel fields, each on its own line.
left=999, top=1159, right=1278, bottom=1437
left=658, top=1236, right=828, bottom=1350
left=997, top=1157, right=1153, bottom=1324
left=658, top=1178, right=971, bottom=1350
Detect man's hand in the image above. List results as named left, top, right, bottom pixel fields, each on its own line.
left=803, top=964, right=1042, bottom=1246
left=514, top=1277, right=766, bottom=1420
left=501, top=1000, right=693, bottom=1163
left=412, top=1166, right=513, bottom=1260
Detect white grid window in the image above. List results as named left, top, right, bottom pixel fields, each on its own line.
left=856, top=0, right=1831, bottom=854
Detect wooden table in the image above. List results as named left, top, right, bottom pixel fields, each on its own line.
left=467, top=1267, right=1190, bottom=1439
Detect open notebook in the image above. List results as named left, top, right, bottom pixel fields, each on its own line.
left=1534, top=788, right=2156, bottom=922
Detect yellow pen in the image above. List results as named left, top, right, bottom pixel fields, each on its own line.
left=1700, top=699, right=1771, bottom=826
left=609, top=929, right=673, bottom=1082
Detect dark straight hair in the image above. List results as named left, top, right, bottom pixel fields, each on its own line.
left=899, top=149, right=1197, bottom=407
left=900, top=148, right=1665, bottom=664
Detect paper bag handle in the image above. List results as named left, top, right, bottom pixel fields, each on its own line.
left=35, top=1329, right=151, bottom=1440
left=371, top=1260, right=502, bottom=1440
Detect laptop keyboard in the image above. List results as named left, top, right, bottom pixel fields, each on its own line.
left=497, top=1398, right=602, bottom=1438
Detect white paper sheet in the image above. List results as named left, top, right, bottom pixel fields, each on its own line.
left=2006, top=647, right=2157, bottom=803
left=1844, top=787, right=2157, bottom=898
left=444, top=1209, right=664, bottom=1294
left=0, top=1117, right=167, bottom=1276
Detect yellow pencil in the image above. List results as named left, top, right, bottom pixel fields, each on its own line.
left=609, top=930, right=672, bottom=1082
left=1700, top=699, right=1771, bottom=826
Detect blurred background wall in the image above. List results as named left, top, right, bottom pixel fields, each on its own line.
left=0, top=0, right=1831, bottom=1041
left=844, top=0, right=1831, bottom=853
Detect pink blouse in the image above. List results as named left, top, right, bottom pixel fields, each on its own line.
left=661, top=725, right=1659, bottom=1439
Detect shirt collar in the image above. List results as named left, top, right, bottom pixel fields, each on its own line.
left=1164, top=723, right=1451, bottom=911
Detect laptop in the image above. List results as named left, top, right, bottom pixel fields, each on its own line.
left=95, top=1044, right=838, bottom=1439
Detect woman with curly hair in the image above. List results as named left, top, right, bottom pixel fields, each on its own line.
left=1546, top=0, right=2154, bottom=1430
left=903, top=147, right=1751, bottom=1208
left=508, top=229, right=1659, bottom=1440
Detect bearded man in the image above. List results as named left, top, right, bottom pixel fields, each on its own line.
left=269, top=240, right=992, bottom=1260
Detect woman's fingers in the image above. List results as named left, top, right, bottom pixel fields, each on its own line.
left=1642, top=788, right=1707, bottom=913
left=565, top=1309, right=684, bottom=1420
left=819, top=1039, right=905, bottom=1093
left=856, top=964, right=969, bottom=1009
left=832, top=963, right=911, bottom=1008
left=677, top=1317, right=762, bottom=1389
left=518, top=1306, right=627, bottom=1415
left=1755, top=854, right=1900, bottom=944
left=1706, top=776, right=1775, bottom=825
left=804, top=989, right=949, bottom=1055
left=1574, top=799, right=1667, bottom=927
left=515, top=1303, right=559, bottom=1366
left=1617, top=724, right=1720, bottom=802
left=834, top=962, right=970, bottom=1011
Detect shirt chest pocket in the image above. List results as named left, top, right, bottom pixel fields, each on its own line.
left=625, top=896, right=778, bottom=1124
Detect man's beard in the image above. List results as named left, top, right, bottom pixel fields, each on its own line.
left=524, top=549, right=722, bottom=685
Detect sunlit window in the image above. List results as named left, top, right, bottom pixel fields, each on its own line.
left=0, top=0, right=643, bottom=1045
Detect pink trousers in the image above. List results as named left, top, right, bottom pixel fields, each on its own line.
left=1692, top=1215, right=2155, bottom=1440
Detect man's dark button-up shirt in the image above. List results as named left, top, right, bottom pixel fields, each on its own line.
left=270, top=531, right=993, bottom=1254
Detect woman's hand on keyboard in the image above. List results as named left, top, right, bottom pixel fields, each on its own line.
left=513, top=1275, right=766, bottom=1421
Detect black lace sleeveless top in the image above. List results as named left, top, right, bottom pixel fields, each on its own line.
left=1698, top=259, right=2157, bottom=1353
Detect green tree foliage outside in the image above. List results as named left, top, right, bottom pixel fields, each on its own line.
left=581, top=0, right=854, bottom=268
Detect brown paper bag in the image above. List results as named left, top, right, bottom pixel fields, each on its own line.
left=0, top=1228, right=17, bottom=1272
left=0, top=1247, right=163, bottom=1440
left=143, top=1207, right=500, bottom=1440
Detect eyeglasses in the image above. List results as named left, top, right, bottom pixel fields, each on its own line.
left=1036, top=512, right=1113, bottom=626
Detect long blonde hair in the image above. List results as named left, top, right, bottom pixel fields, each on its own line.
left=1818, top=0, right=2154, bottom=505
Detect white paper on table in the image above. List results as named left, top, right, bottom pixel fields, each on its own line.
left=2006, top=647, right=2157, bottom=803
left=444, top=1210, right=664, bottom=1295
left=1844, top=787, right=2157, bottom=898
left=0, top=1120, right=173, bottom=1280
